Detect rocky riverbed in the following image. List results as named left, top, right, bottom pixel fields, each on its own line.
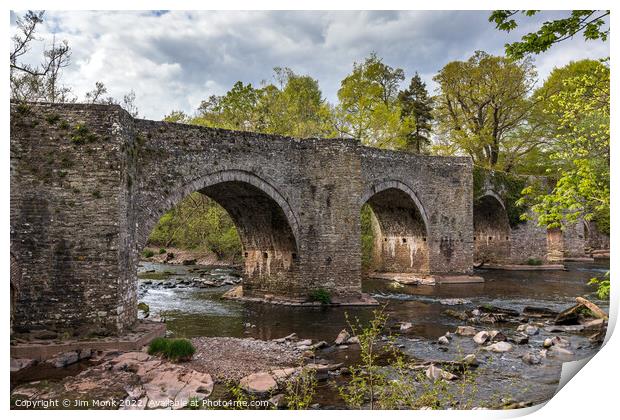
left=11, top=260, right=610, bottom=409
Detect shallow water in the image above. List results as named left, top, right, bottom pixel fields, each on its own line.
left=137, top=260, right=609, bottom=408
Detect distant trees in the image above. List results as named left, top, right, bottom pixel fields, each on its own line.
left=432, top=51, right=536, bottom=169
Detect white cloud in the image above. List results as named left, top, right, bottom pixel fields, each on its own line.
left=11, top=10, right=610, bottom=119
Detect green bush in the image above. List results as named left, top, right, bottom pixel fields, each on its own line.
left=147, top=337, right=196, bottom=362
left=159, top=248, right=167, bottom=254
left=526, top=258, right=542, bottom=266
left=308, top=288, right=331, bottom=304
left=142, top=249, right=155, bottom=258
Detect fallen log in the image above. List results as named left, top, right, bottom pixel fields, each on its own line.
left=575, top=297, right=608, bottom=320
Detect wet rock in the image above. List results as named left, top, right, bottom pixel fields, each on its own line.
left=271, top=367, right=298, bottom=382
left=522, top=352, right=543, bottom=365
left=483, top=341, right=512, bottom=353
left=273, top=333, right=297, bottom=343
left=48, top=351, right=79, bottom=368
left=334, top=329, right=350, bottom=345
left=473, top=331, right=489, bottom=345
left=297, top=339, right=312, bottom=347
left=543, top=336, right=570, bottom=349
left=582, top=318, right=606, bottom=331
left=346, top=336, right=359, bottom=344
left=517, top=324, right=540, bottom=336
left=439, top=298, right=472, bottom=306
left=143, top=367, right=214, bottom=409
left=545, top=325, right=585, bottom=333
left=575, top=297, right=608, bottom=320
left=554, top=304, right=585, bottom=325
left=549, top=346, right=574, bottom=357
left=10, top=358, right=35, bottom=372
left=239, top=372, right=278, bottom=395
left=508, top=334, right=529, bottom=345
left=437, top=336, right=450, bottom=345
left=182, top=259, right=197, bottom=266
left=477, top=305, right=520, bottom=317
left=489, top=330, right=507, bottom=342
left=443, top=309, right=469, bottom=321
left=460, top=354, right=478, bottom=366
left=425, top=364, right=457, bottom=381
left=522, top=306, right=559, bottom=318
left=400, top=322, right=413, bottom=331
left=455, top=326, right=477, bottom=336
left=309, top=341, right=328, bottom=350
left=32, top=330, right=58, bottom=340
left=471, top=309, right=481, bottom=317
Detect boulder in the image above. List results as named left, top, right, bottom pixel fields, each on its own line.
left=489, top=330, right=507, bottom=342
left=437, top=336, right=450, bottom=345
left=425, top=364, right=457, bottom=381
left=508, top=334, right=529, bottom=345
left=455, top=326, right=477, bottom=336
left=544, top=336, right=570, bottom=349
left=473, top=331, right=489, bottom=345
left=334, top=329, right=351, bottom=345
left=239, top=372, right=278, bottom=395
left=346, top=336, right=359, bottom=344
left=297, top=339, right=312, bottom=347
left=483, top=341, right=512, bottom=353
left=460, top=354, right=479, bottom=366
left=443, top=309, right=469, bottom=321
left=582, top=318, right=606, bottom=330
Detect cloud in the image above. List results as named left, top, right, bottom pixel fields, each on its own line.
left=11, top=10, right=610, bottom=119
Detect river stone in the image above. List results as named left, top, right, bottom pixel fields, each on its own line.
left=346, top=336, right=359, bottom=344
left=334, top=329, right=350, bottom=345
left=437, top=336, right=450, bottom=345
left=297, top=339, right=312, bottom=346
left=461, top=354, right=479, bottom=366
left=400, top=322, right=413, bottom=331
left=473, top=331, right=489, bottom=345
left=425, top=364, right=457, bottom=381
left=522, top=352, right=543, bottom=365
left=489, top=330, right=507, bottom=342
left=456, top=326, right=477, bottom=336
left=483, top=341, right=513, bottom=353
left=239, top=372, right=278, bottom=395
left=549, top=346, right=574, bottom=357
left=48, top=351, right=79, bottom=368
left=544, top=336, right=570, bottom=348
left=10, top=358, right=35, bottom=372
left=525, top=325, right=539, bottom=336
left=439, top=298, right=472, bottom=306
left=509, top=334, right=529, bottom=345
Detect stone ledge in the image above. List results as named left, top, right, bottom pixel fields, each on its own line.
left=481, top=264, right=566, bottom=271
left=222, top=286, right=378, bottom=306
left=10, top=321, right=166, bottom=361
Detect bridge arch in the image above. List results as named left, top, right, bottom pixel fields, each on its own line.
left=361, top=180, right=430, bottom=274
left=473, top=191, right=511, bottom=264
left=137, top=170, right=301, bottom=297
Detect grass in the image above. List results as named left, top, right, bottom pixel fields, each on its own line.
left=142, top=249, right=155, bottom=258
left=138, top=271, right=174, bottom=280
left=308, top=288, right=331, bottom=304
left=148, top=337, right=196, bottom=362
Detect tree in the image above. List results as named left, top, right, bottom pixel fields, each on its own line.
left=489, top=10, right=609, bottom=59
left=432, top=51, right=536, bottom=168
left=520, top=60, right=609, bottom=232
left=335, top=53, right=411, bottom=149
left=10, top=10, right=73, bottom=102
left=397, top=73, right=433, bottom=153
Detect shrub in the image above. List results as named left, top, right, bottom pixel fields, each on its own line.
left=142, top=249, right=155, bottom=258
left=147, top=337, right=196, bottom=362
left=159, top=248, right=167, bottom=254
left=526, top=258, right=542, bottom=266
left=308, top=289, right=331, bottom=304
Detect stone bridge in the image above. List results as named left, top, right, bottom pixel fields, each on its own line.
left=10, top=103, right=604, bottom=335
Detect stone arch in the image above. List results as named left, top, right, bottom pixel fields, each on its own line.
left=473, top=192, right=511, bottom=264
left=361, top=180, right=430, bottom=274
left=138, top=170, right=300, bottom=297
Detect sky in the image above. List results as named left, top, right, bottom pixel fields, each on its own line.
left=10, top=10, right=610, bottom=120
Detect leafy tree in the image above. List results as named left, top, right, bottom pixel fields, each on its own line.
left=489, top=10, right=609, bottom=59
left=398, top=73, right=433, bottom=153
left=163, top=110, right=190, bottom=123
left=520, top=61, right=609, bottom=231
left=432, top=51, right=536, bottom=168
left=335, top=53, right=412, bottom=149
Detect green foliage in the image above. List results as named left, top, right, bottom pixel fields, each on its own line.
left=335, top=53, right=411, bottom=149
left=284, top=366, right=317, bottom=409
left=159, top=248, right=167, bottom=254
left=489, top=10, right=609, bottom=59
left=147, top=192, right=242, bottom=261
left=519, top=61, right=609, bottom=231
left=91, top=190, right=102, bottom=199
left=147, top=337, right=196, bottom=362
left=526, top=258, right=542, bottom=266
left=397, top=72, right=433, bottom=153
left=71, top=123, right=97, bottom=145
left=142, top=249, right=155, bottom=258
left=433, top=51, right=536, bottom=168
left=589, top=271, right=610, bottom=300
left=308, top=289, right=331, bottom=304
left=45, top=113, right=60, bottom=125
left=137, top=302, right=150, bottom=317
